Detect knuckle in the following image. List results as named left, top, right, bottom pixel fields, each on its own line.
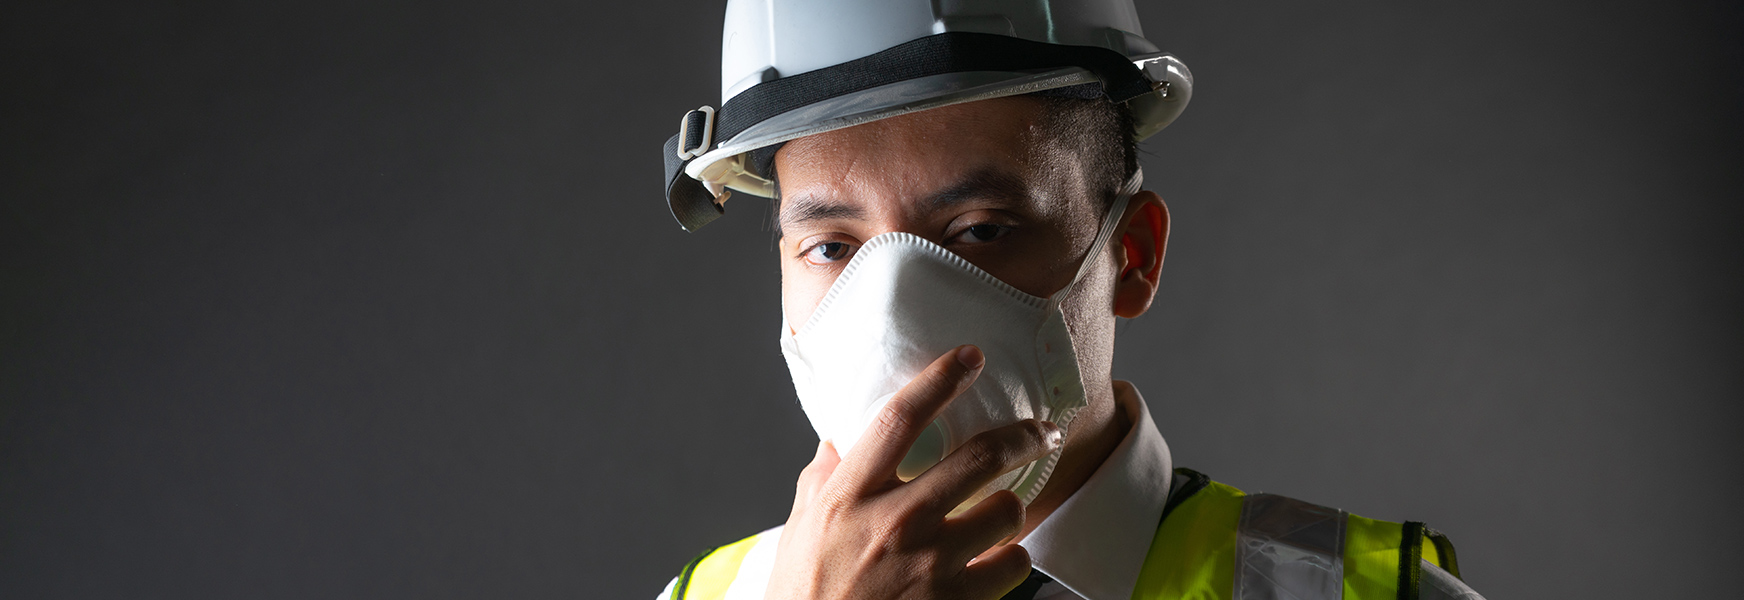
left=875, top=402, right=920, bottom=436
left=813, top=486, right=856, bottom=518
left=985, top=491, right=1024, bottom=526
left=999, top=546, right=1032, bottom=575
left=899, top=379, right=945, bottom=410
left=961, top=439, right=1006, bottom=474
left=961, top=431, right=1025, bottom=474
left=911, top=550, right=947, bottom=579
left=864, top=520, right=915, bottom=564
left=987, top=546, right=1029, bottom=572
left=1015, top=419, right=1049, bottom=447
left=863, top=528, right=898, bottom=560
left=867, top=512, right=905, bottom=541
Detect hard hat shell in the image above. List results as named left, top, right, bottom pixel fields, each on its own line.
left=662, top=0, right=1194, bottom=232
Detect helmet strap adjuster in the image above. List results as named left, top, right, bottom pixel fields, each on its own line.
left=676, top=105, right=715, bottom=161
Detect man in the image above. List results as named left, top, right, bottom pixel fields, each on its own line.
left=656, top=2, right=1483, bottom=599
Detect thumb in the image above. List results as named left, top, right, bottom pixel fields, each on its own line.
left=792, top=441, right=841, bottom=515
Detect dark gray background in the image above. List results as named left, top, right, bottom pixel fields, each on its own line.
left=3, top=0, right=1739, bottom=598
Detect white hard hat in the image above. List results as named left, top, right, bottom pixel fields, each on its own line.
left=662, top=0, right=1194, bottom=231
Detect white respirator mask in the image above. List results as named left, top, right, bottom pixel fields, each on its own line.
left=779, top=171, right=1143, bottom=513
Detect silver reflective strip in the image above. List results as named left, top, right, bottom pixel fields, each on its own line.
left=1419, top=560, right=1486, bottom=600
left=1233, top=493, right=1348, bottom=600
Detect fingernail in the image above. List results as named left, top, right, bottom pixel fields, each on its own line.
left=1041, top=422, right=1063, bottom=449
left=956, top=345, right=984, bottom=369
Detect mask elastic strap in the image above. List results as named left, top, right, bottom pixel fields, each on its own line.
left=1047, top=168, right=1145, bottom=310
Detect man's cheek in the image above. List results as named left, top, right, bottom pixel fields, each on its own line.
left=781, top=285, right=826, bottom=331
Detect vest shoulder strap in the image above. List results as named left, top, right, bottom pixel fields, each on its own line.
left=671, top=532, right=763, bottom=600
left=1134, top=468, right=1463, bottom=600
left=1132, top=469, right=1246, bottom=599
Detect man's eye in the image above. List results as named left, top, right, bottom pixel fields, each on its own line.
left=805, top=241, right=856, bottom=264
left=958, top=223, right=1010, bottom=243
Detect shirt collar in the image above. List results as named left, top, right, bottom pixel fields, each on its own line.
left=1017, top=382, right=1172, bottom=600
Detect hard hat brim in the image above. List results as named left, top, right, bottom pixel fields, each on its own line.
left=685, top=66, right=1102, bottom=199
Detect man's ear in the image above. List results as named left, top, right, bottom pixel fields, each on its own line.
left=1113, top=191, right=1169, bottom=319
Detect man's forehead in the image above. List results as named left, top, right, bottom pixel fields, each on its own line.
left=775, top=96, right=1041, bottom=168
left=771, top=97, right=1050, bottom=237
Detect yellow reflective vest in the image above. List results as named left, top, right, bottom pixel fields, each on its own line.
left=667, top=469, right=1466, bottom=600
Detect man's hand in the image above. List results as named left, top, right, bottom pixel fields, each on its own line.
left=764, top=345, right=1065, bottom=600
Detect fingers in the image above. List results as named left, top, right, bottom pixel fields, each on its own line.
left=791, top=441, right=840, bottom=519
left=905, top=419, right=1062, bottom=518
left=960, top=542, right=1032, bottom=600
left=835, top=345, right=984, bottom=490
left=939, top=490, right=1025, bottom=565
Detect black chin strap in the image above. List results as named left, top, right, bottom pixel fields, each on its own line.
left=662, top=32, right=1155, bottom=232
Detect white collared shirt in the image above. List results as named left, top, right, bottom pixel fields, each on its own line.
left=657, top=383, right=1173, bottom=600
left=1019, top=383, right=1171, bottom=600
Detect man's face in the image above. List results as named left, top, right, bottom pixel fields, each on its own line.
left=773, top=96, right=1114, bottom=330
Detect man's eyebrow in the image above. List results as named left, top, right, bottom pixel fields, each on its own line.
left=925, top=168, right=1031, bottom=210
left=777, top=194, right=865, bottom=239
left=775, top=168, right=1030, bottom=238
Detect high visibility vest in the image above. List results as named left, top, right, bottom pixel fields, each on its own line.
left=668, top=469, right=1465, bottom=600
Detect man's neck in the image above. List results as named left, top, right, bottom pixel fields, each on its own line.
left=1013, top=379, right=1136, bottom=541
